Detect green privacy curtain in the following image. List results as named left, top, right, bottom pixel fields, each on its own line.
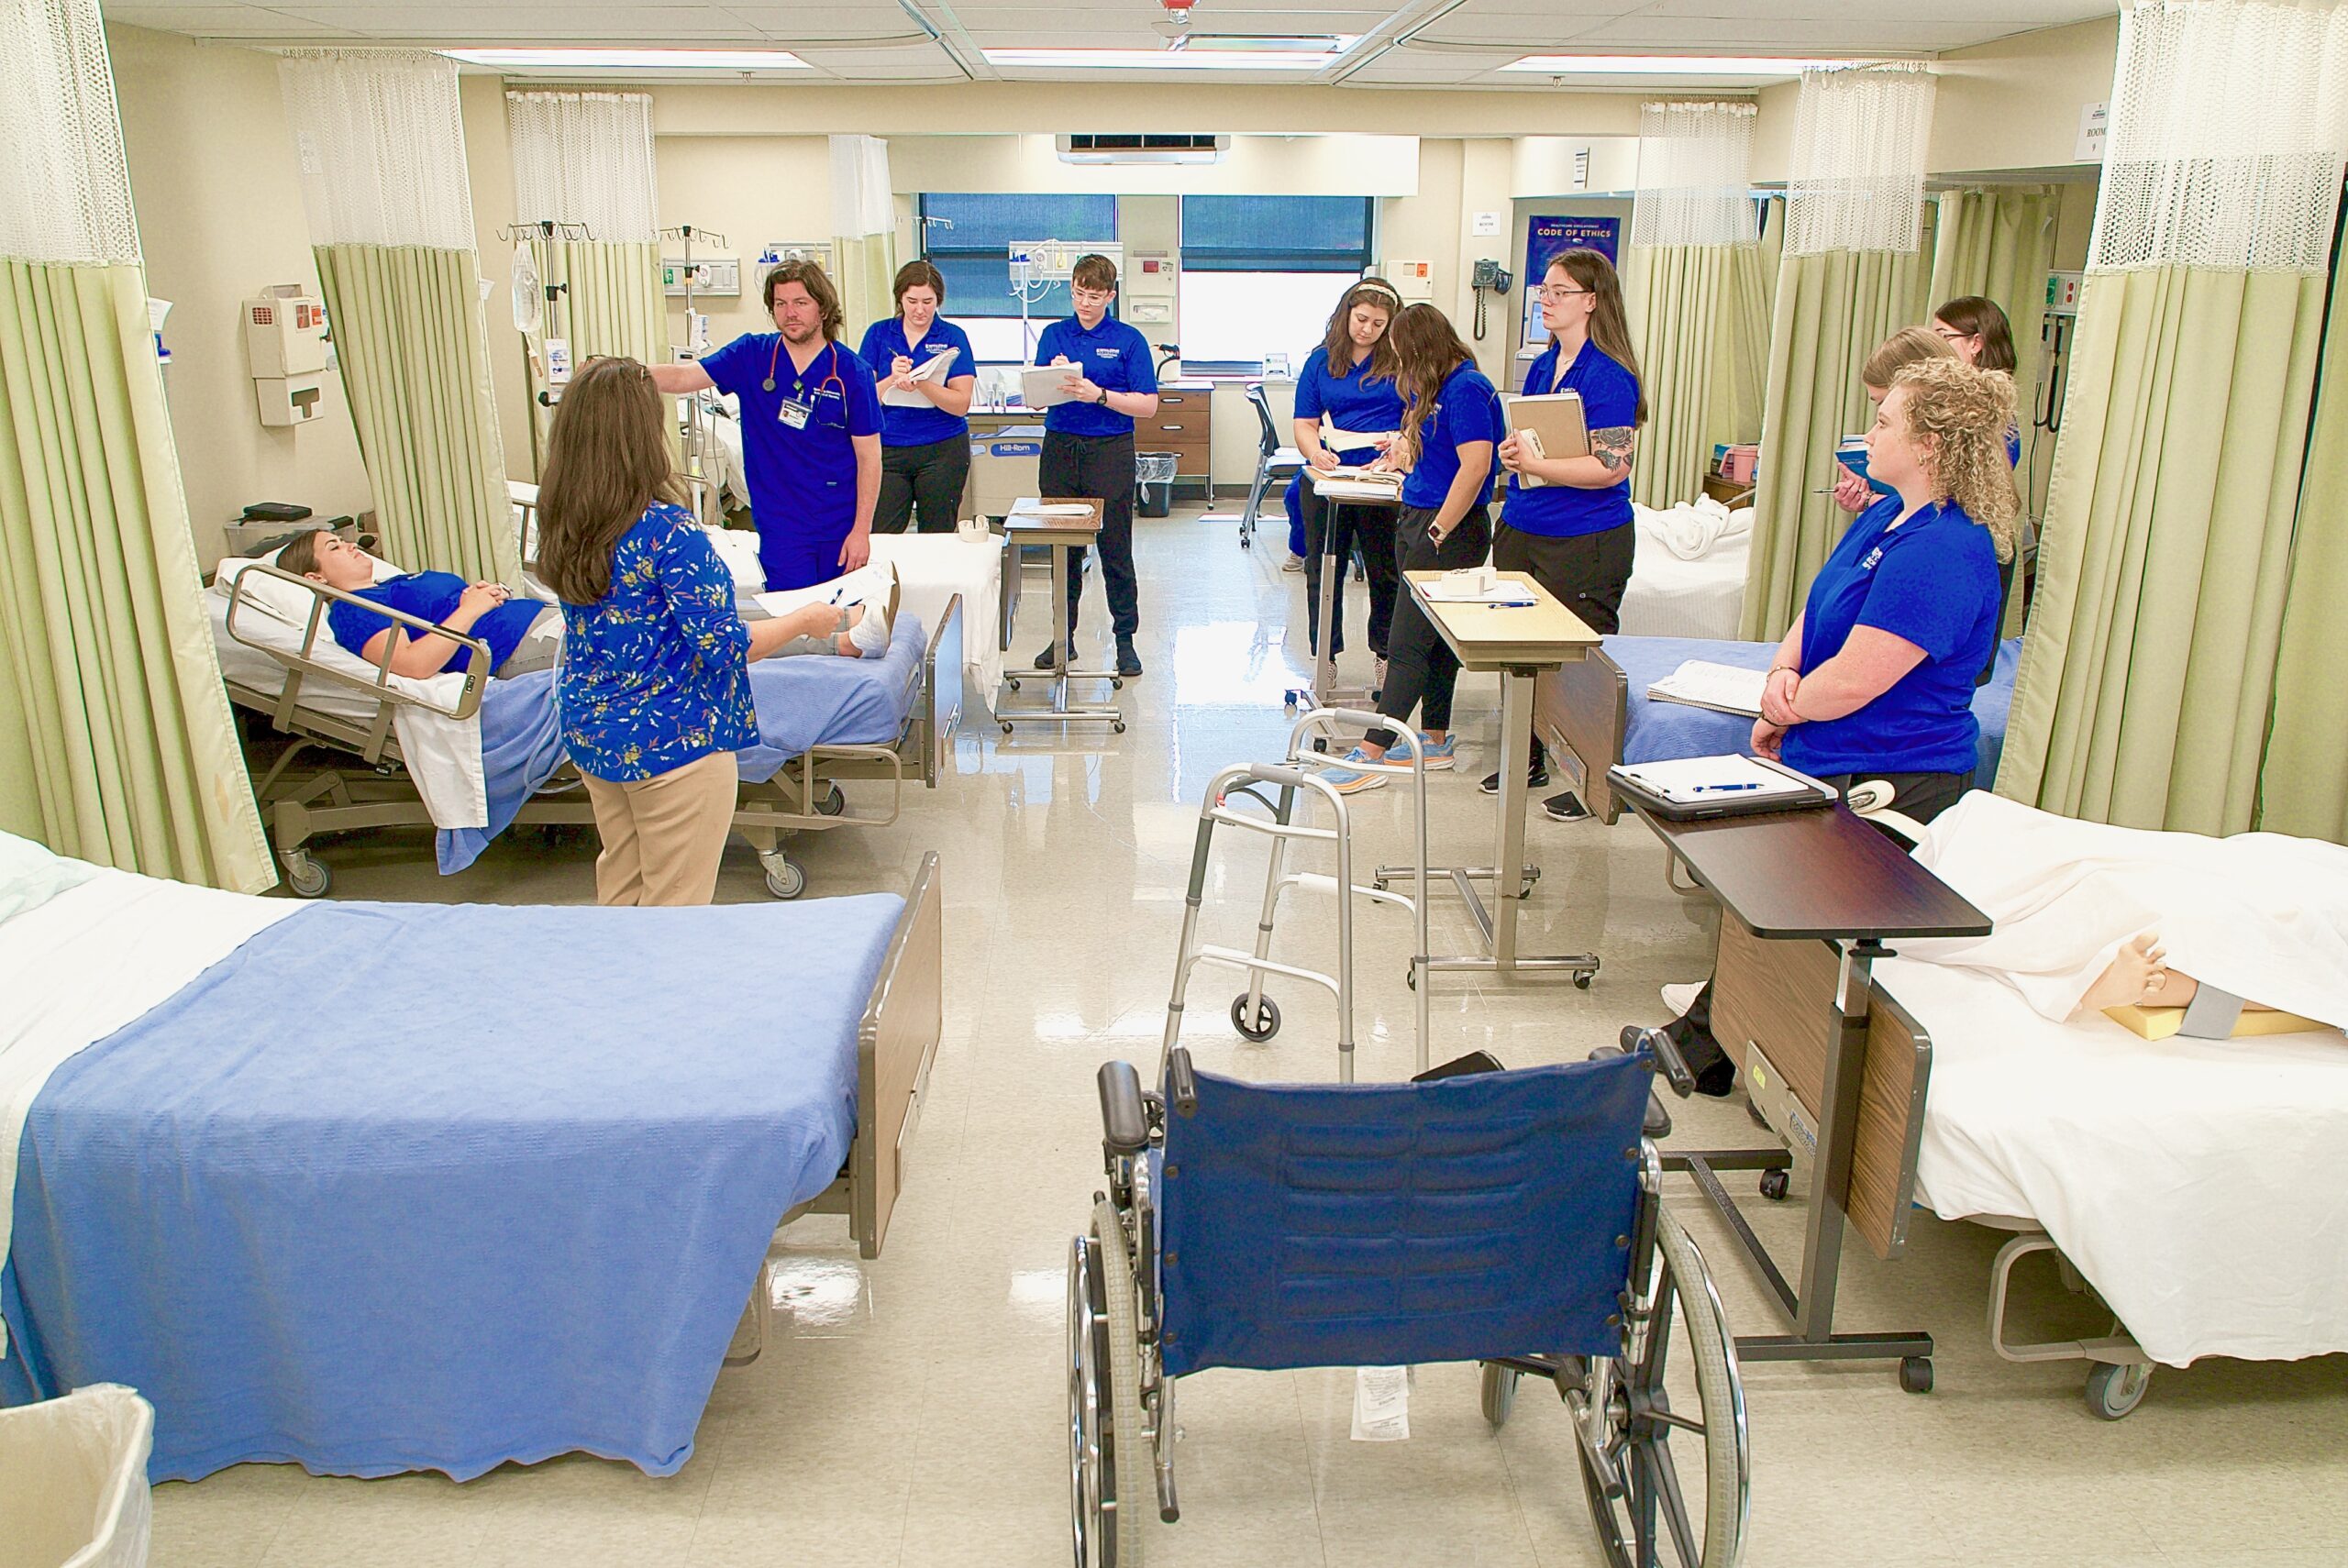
left=1737, top=64, right=1939, bottom=640
left=1996, top=0, right=2348, bottom=834
left=1927, top=186, right=2058, bottom=403
left=831, top=136, right=897, bottom=331
left=313, top=243, right=516, bottom=583
left=1623, top=101, right=1766, bottom=510
left=0, top=0, right=272, bottom=890
left=282, top=50, right=515, bottom=585
left=2260, top=249, right=2348, bottom=841
left=1738, top=244, right=1934, bottom=639
left=529, top=239, right=665, bottom=366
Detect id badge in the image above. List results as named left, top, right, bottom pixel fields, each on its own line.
left=777, top=399, right=812, bottom=430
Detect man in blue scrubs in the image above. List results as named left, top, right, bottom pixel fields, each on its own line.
left=1033, top=253, right=1158, bottom=679
left=651, top=260, right=881, bottom=591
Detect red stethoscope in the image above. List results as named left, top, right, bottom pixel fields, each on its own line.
left=763, top=337, right=847, bottom=409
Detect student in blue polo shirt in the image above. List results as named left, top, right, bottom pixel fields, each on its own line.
left=1932, top=294, right=2024, bottom=468
left=1321, top=304, right=1503, bottom=793
left=1291, top=277, right=1407, bottom=681
left=1492, top=248, right=1646, bottom=820
left=1031, top=253, right=1159, bottom=679
left=858, top=259, right=978, bottom=535
left=651, top=259, right=882, bottom=591
left=1658, top=355, right=2016, bottom=1096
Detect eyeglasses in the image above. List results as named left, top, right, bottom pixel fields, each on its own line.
left=1932, top=325, right=1972, bottom=342
left=1070, top=285, right=1114, bottom=304
left=1538, top=284, right=1593, bottom=302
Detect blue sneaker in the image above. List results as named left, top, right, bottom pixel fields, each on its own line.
left=1319, top=746, right=1390, bottom=794
left=1414, top=734, right=1457, bottom=770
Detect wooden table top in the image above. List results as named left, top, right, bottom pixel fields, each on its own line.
left=1002, top=498, right=1103, bottom=543
left=1634, top=801, right=1991, bottom=942
left=1402, top=570, right=1601, bottom=669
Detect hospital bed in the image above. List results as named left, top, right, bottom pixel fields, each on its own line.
left=208, top=556, right=963, bottom=898
left=1699, top=830, right=2348, bottom=1419
left=1617, top=499, right=1754, bottom=641
left=1537, top=634, right=2022, bottom=823
left=0, top=834, right=943, bottom=1481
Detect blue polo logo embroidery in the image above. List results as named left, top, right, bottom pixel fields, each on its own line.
left=1860, top=547, right=1885, bottom=569
left=1095, top=347, right=1118, bottom=359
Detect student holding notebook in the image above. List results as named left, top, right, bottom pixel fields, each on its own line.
left=858, top=259, right=978, bottom=535
left=1491, top=248, right=1645, bottom=821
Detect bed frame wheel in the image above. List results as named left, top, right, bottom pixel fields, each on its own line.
left=762, top=856, right=806, bottom=900
left=1479, top=1363, right=1520, bottom=1430
left=1007, top=677, right=1023, bottom=692
left=814, top=783, right=847, bottom=817
left=282, top=851, right=331, bottom=900
left=1899, top=1356, right=1934, bottom=1395
left=2085, top=1362, right=2150, bottom=1420
left=1757, top=1168, right=1790, bottom=1202
left=1229, top=994, right=1280, bottom=1043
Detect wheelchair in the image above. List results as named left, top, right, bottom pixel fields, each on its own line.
left=1069, top=1036, right=1750, bottom=1567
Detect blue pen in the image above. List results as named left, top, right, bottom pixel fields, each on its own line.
left=1694, top=782, right=1763, bottom=793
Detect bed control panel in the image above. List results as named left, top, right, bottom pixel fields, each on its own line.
left=1743, top=1042, right=1815, bottom=1191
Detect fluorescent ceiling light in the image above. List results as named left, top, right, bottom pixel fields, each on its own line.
left=984, top=45, right=1349, bottom=71
left=1501, top=55, right=1869, bottom=76
left=441, top=48, right=811, bottom=71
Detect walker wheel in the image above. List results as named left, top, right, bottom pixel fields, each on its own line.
left=1899, top=1356, right=1934, bottom=1395
left=1001, top=721, right=1014, bottom=734
left=1758, top=1168, right=1791, bottom=1202
left=1405, top=966, right=1417, bottom=990
left=1230, top=994, right=1280, bottom=1042
left=1112, top=721, right=1126, bottom=734
left=1573, top=969, right=1594, bottom=990
left=1007, top=677, right=1023, bottom=692
left=1112, top=678, right=1124, bottom=690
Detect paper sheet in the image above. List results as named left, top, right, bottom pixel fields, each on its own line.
left=1350, top=1365, right=1412, bottom=1441
left=1018, top=363, right=1082, bottom=409
left=881, top=346, right=960, bottom=408
left=1646, top=660, right=1767, bottom=717
left=1612, top=754, right=1819, bottom=805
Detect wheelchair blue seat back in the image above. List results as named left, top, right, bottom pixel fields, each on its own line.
left=1157, top=1053, right=1651, bottom=1379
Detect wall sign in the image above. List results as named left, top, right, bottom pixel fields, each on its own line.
left=1522, top=215, right=1622, bottom=347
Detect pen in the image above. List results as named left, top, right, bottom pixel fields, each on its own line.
left=1694, top=782, right=1763, bottom=793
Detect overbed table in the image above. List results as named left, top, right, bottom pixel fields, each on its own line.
left=995, top=498, right=1124, bottom=734
left=1627, top=799, right=1991, bottom=1388
left=1383, top=569, right=1602, bottom=977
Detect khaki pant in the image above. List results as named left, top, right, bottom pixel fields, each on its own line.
left=581, top=749, right=738, bottom=906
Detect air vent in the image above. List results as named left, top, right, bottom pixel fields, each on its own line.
left=1057, top=134, right=1230, bottom=165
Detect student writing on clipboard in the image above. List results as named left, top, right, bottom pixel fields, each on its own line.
left=1654, top=356, right=2019, bottom=1096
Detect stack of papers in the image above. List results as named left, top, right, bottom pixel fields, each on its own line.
left=1421, top=576, right=1538, bottom=606
left=1308, top=466, right=1404, bottom=501
left=1611, top=755, right=1822, bottom=806
left=1018, top=363, right=1083, bottom=409
left=1646, top=660, right=1767, bottom=717
left=880, top=346, right=959, bottom=408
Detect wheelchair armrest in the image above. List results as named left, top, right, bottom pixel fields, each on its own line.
left=1634, top=1026, right=1698, bottom=1099
left=1097, top=1061, right=1148, bottom=1155
left=1166, top=1047, right=1200, bottom=1118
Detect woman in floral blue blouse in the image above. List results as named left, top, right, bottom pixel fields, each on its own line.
left=536, top=357, right=892, bottom=906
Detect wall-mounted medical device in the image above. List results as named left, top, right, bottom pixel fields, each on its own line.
left=662, top=256, right=741, bottom=296
left=246, top=285, right=328, bottom=428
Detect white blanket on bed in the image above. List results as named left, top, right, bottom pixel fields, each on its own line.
left=1899, top=791, right=2348, bottom=1028
left=0, top=869, right=296, bottom=1355
left=1620, top=501, right=1752, bottom=640
left=1885, top=954, right=2348, bottom=1366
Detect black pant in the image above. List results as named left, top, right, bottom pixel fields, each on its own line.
left=1669, top=769, right=1976, bottom=1093
left=1369, top=503, right=1492, bottom=749
left=1495, top=520, right=1634, bottom=767
left=873, top=435, right=970, bottom=535
left=1039, top=430, right=1138, bottom=638
left=1301, top=485, right=1400, bottom=658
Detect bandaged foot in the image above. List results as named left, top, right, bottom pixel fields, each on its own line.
left=846, top=561, right=898, bottom=657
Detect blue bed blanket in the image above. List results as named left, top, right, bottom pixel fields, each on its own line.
left=3, top=893, right=904, bottom=1482
left=438, top=613, right=926, bottom=874
left=1607, top=635, right=2022, bottom=781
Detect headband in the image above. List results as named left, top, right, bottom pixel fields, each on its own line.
left=1351, top=277, right=1403, bottom=305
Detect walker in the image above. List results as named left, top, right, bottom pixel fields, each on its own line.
left=1159, top=708, right=1434, bottom=1083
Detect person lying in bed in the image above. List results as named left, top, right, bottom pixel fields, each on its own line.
left=279, top=529, right=559, bottom=679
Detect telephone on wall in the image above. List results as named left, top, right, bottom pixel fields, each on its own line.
left=1469, top=259, right=1513, bottom=340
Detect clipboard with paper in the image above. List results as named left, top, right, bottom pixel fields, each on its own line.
left=881, top=346, right=959, bottom=408
left=1018, top=363, right=1083, bottom=409
left=1501, top=391, right=1589, bottom=488
left=1606, top=754, right=1835, bottom=821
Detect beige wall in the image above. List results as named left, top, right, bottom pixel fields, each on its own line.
left=107, top=23, right=372, bottom=566
left=654, top=134, right=834, bottom=348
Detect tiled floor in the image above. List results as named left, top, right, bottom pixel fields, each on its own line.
left=155, top=504, right=2348, bottom=1566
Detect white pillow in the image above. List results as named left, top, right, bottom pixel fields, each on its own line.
left=214, top=539, right=404, bottom=632
left=0, top=829, right=102, bottom=925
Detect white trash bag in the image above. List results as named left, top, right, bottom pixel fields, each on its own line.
left=0, top=1384, right=154, bottom=1568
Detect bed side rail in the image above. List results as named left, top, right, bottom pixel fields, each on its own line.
left=923, top=592, right=966, bottom=787
left=224, top=562, right=490, bottom=731
left=1535, top=644, right=1630, bottom=823
left=852, top=850, right=944, bottom=1257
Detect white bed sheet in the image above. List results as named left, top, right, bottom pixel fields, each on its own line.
left=1884, top=954, right=2348, bottom=1367
left=1618, top=502, right=1751, bottom=640
left=0, top=867, right=297, bottom=1354
left=866, top=533, right=1002, bottom=714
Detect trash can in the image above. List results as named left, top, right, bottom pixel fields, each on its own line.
left=1136, top=451, right=1179, bottom=517
left=0, top=1383, right=154, bottom=1568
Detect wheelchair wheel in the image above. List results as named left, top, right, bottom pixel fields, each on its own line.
left=1571, top=1204, right=1749, bottom=1568
left=1480, top=1363, right=1520, bottom=1430
left=1069, top=1204, right=1150, bottom=1567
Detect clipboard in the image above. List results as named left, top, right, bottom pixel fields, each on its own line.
left=1501, top=391, right=1589, bottom=487
left=1018, top=363, right=1082, bottom=409
left=1606, top=755, right=1836, bottom=822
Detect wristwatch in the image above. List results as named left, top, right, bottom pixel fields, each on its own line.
left=1095, top=387, right=1110, bottom=405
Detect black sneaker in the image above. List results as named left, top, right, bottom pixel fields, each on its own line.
left=1032, top=642, right=1077, bottom=669
left=1542, top=790, right=1590, bottom=823
left=1478, top=760, right=1551, bottom=795
left=1116, top=638, right=1144, bottom=678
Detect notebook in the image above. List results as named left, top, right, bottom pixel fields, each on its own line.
left=1500, top=391, right=1589, bottom=487
left=880, top=346, right=960, bottom=408
left=1307, top=465, right=1404, bottom=502
left=1017, top=364, right=1084, bottom=409
left=1606, top=755, right=1835, bottom=820
left=1646, top=660, right=1767, bottom=717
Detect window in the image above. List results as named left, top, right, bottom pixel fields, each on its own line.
left=918, top=193, right=1119, bottom=362
left=1177, top=196, right=1374, bottom=374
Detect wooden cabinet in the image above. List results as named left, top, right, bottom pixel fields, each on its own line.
left=1139, top=383, right=1213, bottom=483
